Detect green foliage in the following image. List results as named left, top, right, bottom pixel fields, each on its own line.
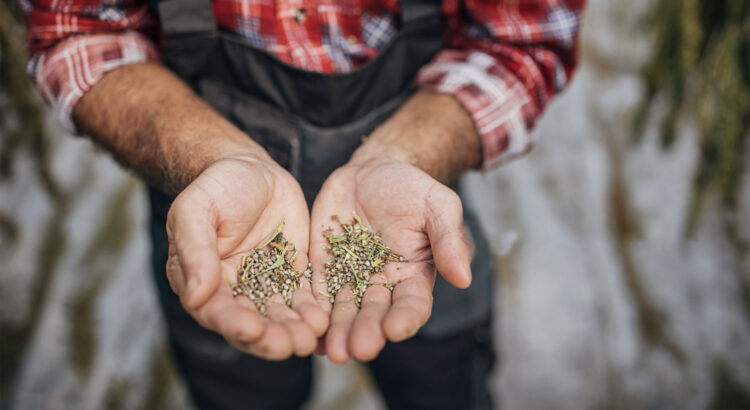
left=0, top=0, right=62, bottom=200
left=637, top=0, right=749, bottom=234
left=0, top=1, right=67, bottom=395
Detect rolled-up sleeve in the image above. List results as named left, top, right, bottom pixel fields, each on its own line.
left=417, top=0, right=585, bottom=170
left=19, top=0, right=160, bottom=131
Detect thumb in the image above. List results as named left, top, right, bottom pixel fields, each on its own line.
left=424, top=186, right=472, bottom=289
left=166, top=194, right=222, bottom=311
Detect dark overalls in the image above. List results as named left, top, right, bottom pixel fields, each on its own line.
left=147, top=0, right=496, bottom=408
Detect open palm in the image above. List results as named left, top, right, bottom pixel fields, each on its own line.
left=309, top=161, right=473, bottom=363
left=166, top=157, right=328, bottom=360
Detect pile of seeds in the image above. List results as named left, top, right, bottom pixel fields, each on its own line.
left=322, top=213, right=406, bottom=307
left=231, top=220, right=312, bottom=314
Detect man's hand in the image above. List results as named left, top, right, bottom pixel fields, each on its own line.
left=309, top=160, right=473, bottom=362
left=74, top=63, right=328, bottom=360
left=167, top=156, right=329, bottom=360
left=309, top=91, right=482, bottom=363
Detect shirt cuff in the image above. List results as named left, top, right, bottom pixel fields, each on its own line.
left=32, top=31, right=161, bottom=133
left=416, top=49, right=541, bottom=170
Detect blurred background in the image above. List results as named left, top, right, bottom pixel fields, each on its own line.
left=1, top=0, right=749, bottom=408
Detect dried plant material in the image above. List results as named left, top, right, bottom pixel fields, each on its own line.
left=323, top=213, right=406, bottom=307
left=232, top=220, right=311, bottom=314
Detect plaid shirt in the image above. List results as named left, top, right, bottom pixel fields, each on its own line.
left=19, top=0, right=584, bottom=169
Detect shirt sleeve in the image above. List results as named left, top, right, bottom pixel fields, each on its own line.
left=18, top=0, right=160, bottom=131
left=417, top=0, right=585, bottom=170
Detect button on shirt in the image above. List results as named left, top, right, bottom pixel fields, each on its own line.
left=18, top=0, right=585, bottom=170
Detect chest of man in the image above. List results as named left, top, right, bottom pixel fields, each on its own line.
left=206, top=0, right=406, bottom=72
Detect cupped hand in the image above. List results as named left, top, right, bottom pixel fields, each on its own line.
left=309, top=160, right=473, bottom=363
left=166, top=156, right=329, bottom=360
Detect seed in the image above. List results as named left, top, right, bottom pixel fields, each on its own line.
left=322, top=213, right=405, bottom=308
left=231, top=220, right=306, bottom=314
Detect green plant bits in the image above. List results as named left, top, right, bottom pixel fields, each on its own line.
left=231, top=220, right=311, bottom=314
left=322, top=212, right=406, bottom=307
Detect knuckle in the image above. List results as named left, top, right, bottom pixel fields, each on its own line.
left=165, top=256, right=183, bottom=294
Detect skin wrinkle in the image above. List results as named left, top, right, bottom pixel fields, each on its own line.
left=169, top=199, right=222, bottom=310
left=355, top=178, right=432, bottom=265
left=424, top=186, right=465, bottom=273
left=201, top=161, right=277, bottom=255
left=350, top=166, right=431, bottom=238
left=178, top=255, right=213, bottom=312
left=223, top=197, right=274, bottom=250
left=166, top=247, right=184, bottom=294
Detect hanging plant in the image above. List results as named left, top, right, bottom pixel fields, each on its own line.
left=635, top=0, right=749, bottom=235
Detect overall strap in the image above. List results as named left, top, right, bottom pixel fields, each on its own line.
left=154, top=0, right=441, bottom=37
left=155, top=0, right=445, bottom=126
left=401, top=0, right=442, bottom=25
left=155, top=0, right=217, bottom=39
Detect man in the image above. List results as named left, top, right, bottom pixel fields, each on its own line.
left=20, top=0, right=583, bottom=408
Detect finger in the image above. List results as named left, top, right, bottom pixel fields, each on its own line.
left=325, top=286, right=359, bottom=364
left=215, top=305, right=267, bottom=343
left=425, top=187, right=472, bottom=289
left=198, top=286, right=294, bottom=361
left=292, top=279, right=330, bottom=338
left=266, top=296, right=317, bottom=357
left=244, top=322, right=296, bottom=360
left=191, top=286, right=267, bottom=344
left=167, top=193, right=221, bottom=310
left=349, top=278, right=391, bottom=362
left=382, top=275, right=433, bottom=342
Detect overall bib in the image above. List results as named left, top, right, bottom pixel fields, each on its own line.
left=147, top=0, right=496, bottom=408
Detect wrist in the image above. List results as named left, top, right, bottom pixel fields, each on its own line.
left=347, top=91, right=482, bottom=183
left=150, top=91, right=274, bottom=175
left=348, top=137, right=414, bottom=168
left=190, top=130, right=272, bottom=170
left=165, top=128, right=275, bottom=192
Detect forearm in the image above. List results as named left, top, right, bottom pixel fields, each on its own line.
left=350, top=91, right=481, bottom=184
left=73, top=62, right=270, bottom=195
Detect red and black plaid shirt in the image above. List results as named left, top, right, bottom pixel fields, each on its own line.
left=19, top=0, right=584, bottom=169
